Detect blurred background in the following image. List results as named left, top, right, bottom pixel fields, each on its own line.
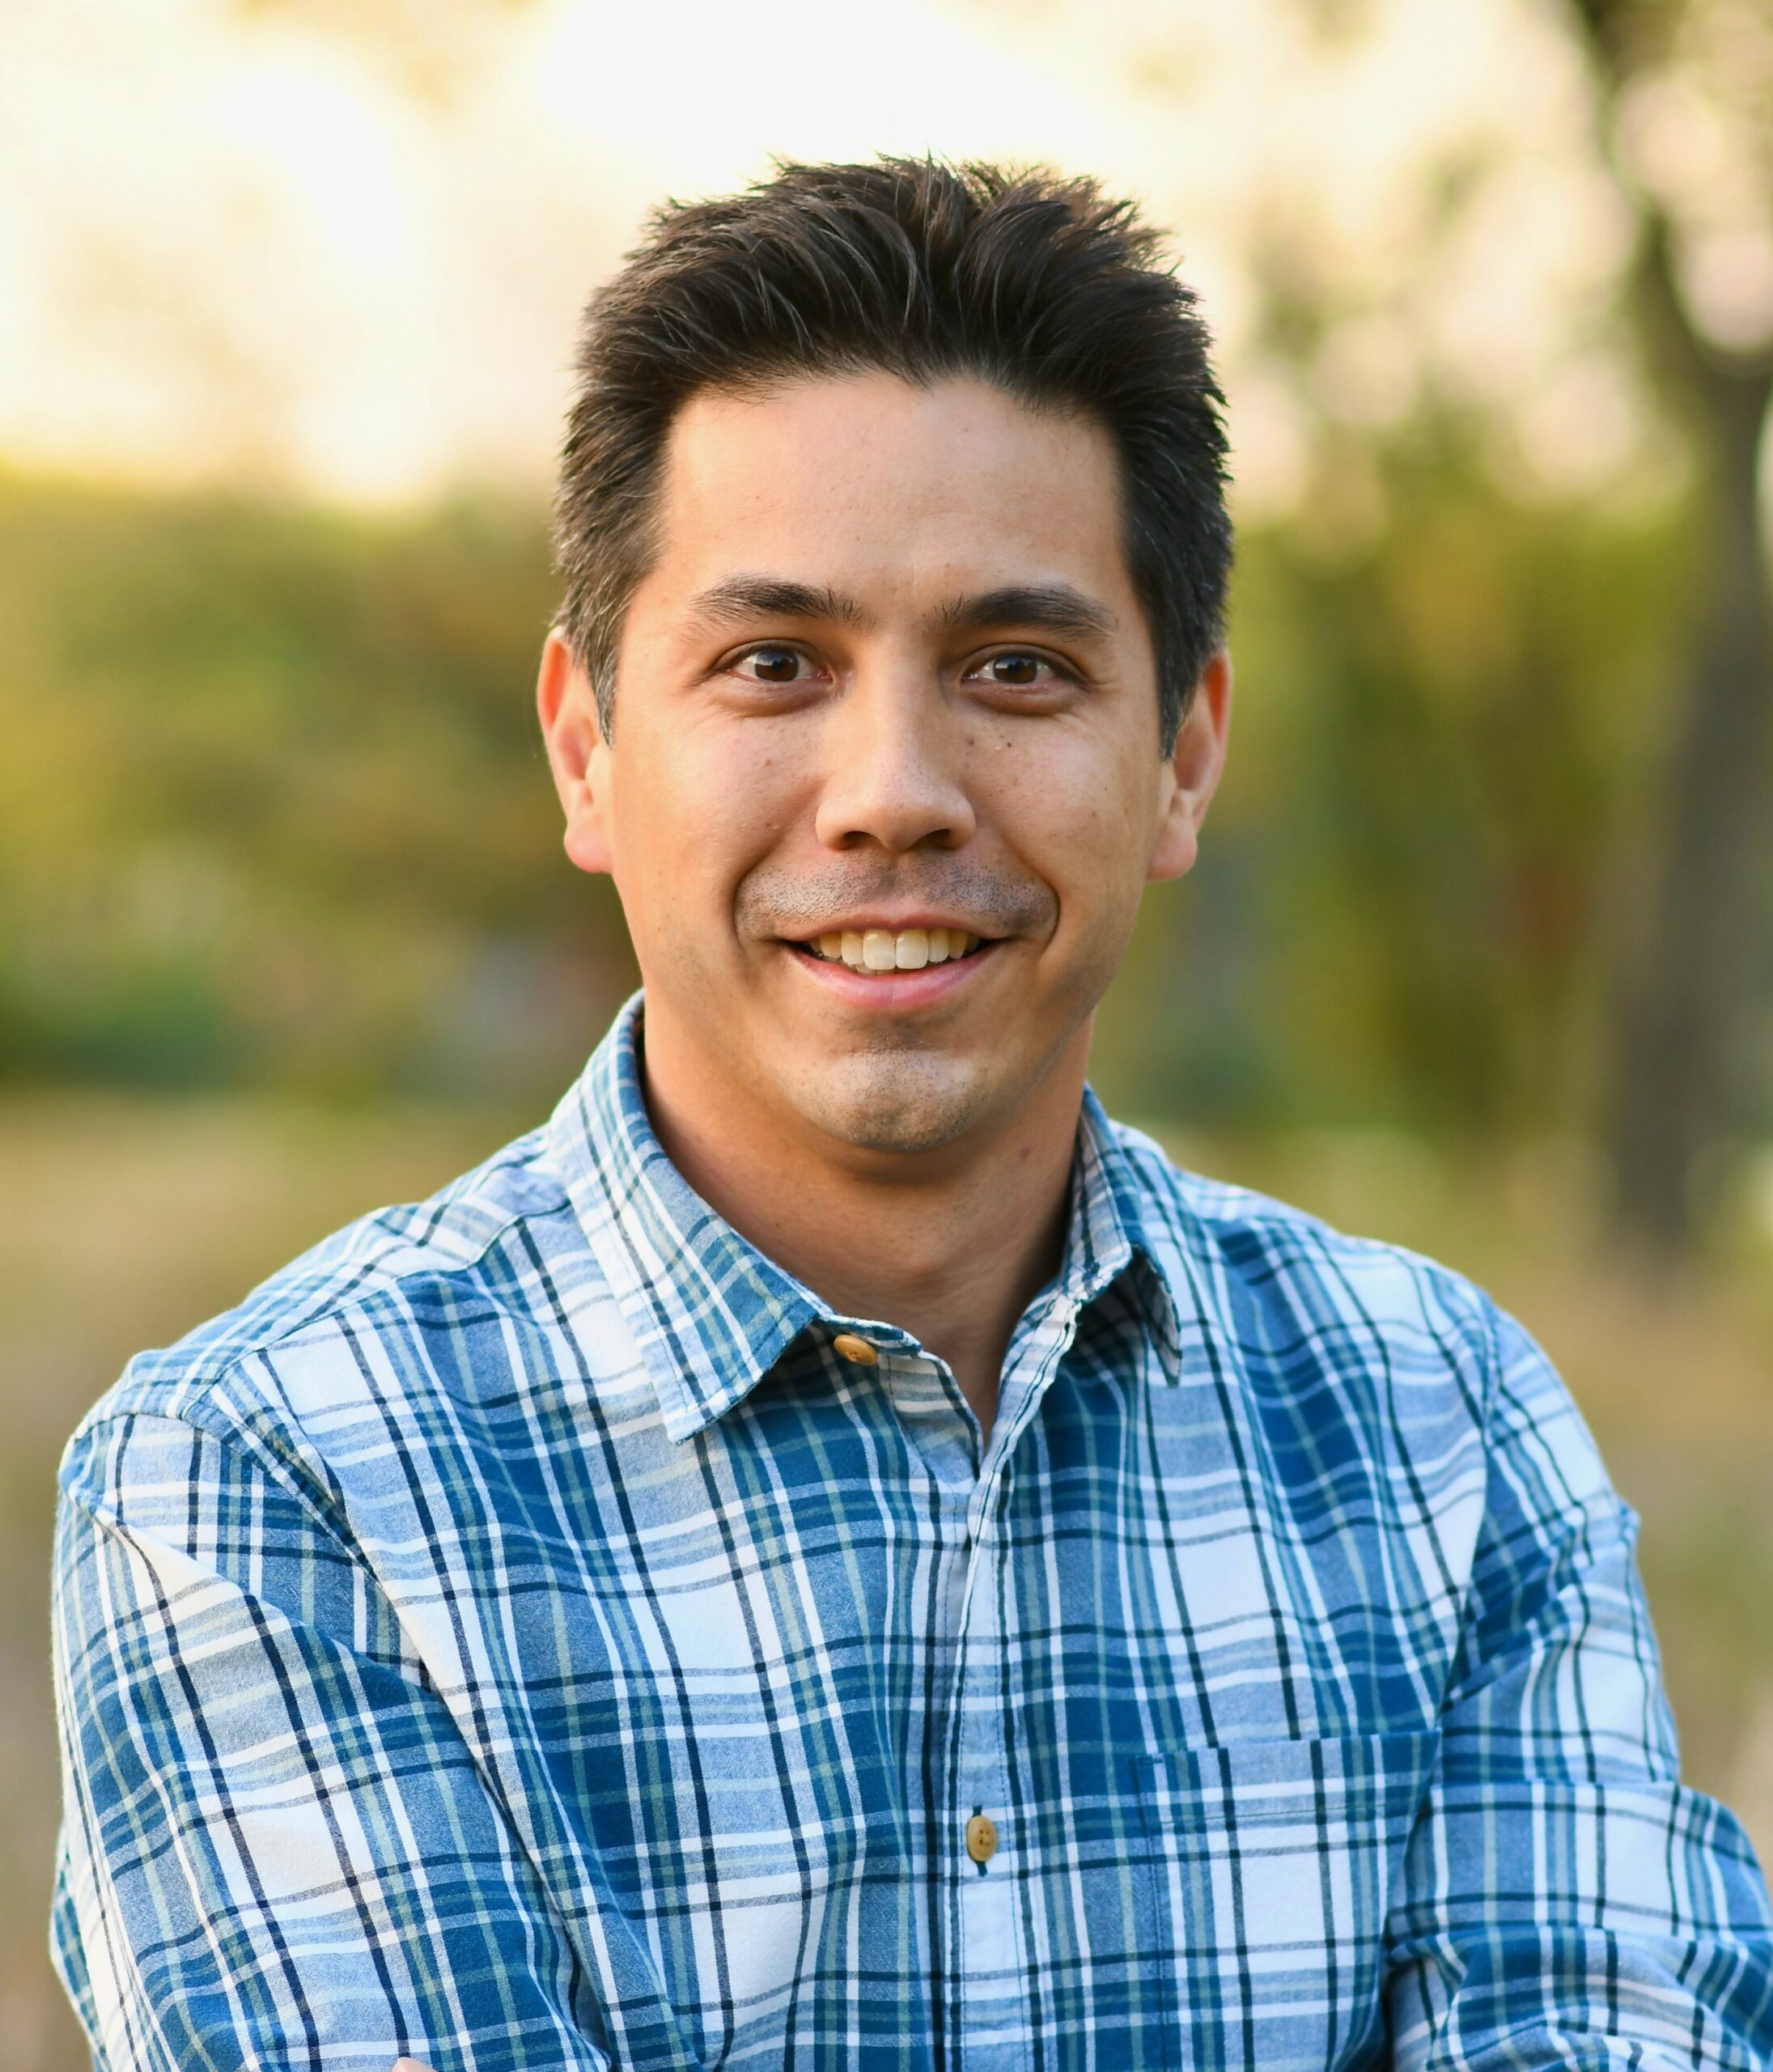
left=3, top=0, right=1772, bottom=2060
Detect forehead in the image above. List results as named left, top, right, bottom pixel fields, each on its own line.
left=649, top=372, right=1135, bottom=614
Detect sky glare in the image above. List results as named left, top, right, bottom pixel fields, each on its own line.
left=0, top=0, right=1668, bottom=509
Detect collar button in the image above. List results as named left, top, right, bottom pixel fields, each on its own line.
left=831, top=1332, right=879, bottom=1367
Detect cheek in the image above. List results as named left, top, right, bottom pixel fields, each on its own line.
left=612, top=726, right=800, bottom=919
left=989, top=738, right=1159, bottom=919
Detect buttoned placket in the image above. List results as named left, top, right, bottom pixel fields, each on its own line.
left=863, top=1291, right=1086, bottom=2072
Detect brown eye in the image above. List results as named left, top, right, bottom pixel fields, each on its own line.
left=982, top=654, right=1044, bottom=686
left=744, top=645, right=804, bottom=683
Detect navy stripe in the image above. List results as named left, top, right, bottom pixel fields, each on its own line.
left=49, top=994, right=1773, bottom=2071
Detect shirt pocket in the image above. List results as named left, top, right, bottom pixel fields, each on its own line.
left=1132, top=1731, right=1435, bottom=2072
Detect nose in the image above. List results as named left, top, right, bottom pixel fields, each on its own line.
left=812, top=665, right=977, bottom=856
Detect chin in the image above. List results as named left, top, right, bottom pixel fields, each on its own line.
left=784, top=1051, right=999, bottom=1157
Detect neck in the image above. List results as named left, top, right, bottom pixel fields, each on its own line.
left=637, top=1016, right=1088, bottom=1441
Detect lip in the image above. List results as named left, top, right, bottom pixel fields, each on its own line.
left=785, top=936, right=999, bottom=1008
left=792, top=914, right=990, bottom=937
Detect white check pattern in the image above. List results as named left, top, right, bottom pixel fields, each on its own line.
left=52, top=996, right=1773, bottom=2070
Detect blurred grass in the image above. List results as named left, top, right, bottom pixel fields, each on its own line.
left=4, top=1093, right=1771, bottom=2070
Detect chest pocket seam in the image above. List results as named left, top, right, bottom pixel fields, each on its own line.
left=1131, top=1730, right=1436, bottom=2072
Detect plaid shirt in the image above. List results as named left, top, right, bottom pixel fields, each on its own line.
left=53, top=996, right=1773, bottom=2071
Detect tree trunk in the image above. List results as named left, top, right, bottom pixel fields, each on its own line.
left=1606, top=363, right=1773, bottom=1251
left=1566, top=0, right=1773, bottom=1253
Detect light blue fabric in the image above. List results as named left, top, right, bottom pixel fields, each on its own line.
left=52, top=995, right=1773, bottom=2069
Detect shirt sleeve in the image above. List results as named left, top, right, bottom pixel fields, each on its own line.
left=1384, top=1306, right=1773, bottom=2069
left=51, top=1402, right=612, bottom=2072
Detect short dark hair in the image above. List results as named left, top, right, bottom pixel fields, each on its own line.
left=554, top=156, right=1232, bottom=755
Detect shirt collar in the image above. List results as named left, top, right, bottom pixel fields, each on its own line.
left=547, top=994, right=1180, bottom=1443
left=1070, top=1084, right=1186, bottom=1373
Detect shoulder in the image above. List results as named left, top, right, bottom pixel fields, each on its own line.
left=1102, top=1117, right=1506, bottom=1419
left=62, top=1119, right=600, bottom=1489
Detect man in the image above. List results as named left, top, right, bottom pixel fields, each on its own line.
left=52, top=158, right=1773, bottom=2072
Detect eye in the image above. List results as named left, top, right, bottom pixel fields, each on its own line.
left=730, top=643, right=821, bottom=685
left=965, top=651, right=1073, bottom=690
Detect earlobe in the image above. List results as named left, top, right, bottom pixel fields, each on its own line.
left=1147, top=646, right=1232, bottom=885
left=536, top=628, right=615, bottom=878
left=1146, top=796, right=1198, bottom=884
left=562, top=785, right=615, bottom=878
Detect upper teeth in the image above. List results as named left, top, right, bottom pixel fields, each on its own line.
left=812, top=927, right=979, bottom=971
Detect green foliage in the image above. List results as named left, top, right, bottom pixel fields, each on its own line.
left=0, top=460, right=1689, bottom=1125
left=0, top=474, right=635, bottom=1098
left=1096, top=438, right=1687, bottom=1135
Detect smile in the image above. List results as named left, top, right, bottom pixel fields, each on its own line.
left=800, top=927, right=986, bottom=973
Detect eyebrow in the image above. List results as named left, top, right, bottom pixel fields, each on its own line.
left=684, top=574, right=1117, bottom=643
left=686, top=576, right=874, bottom=631
left=937, top=584, right=1117, bottom=641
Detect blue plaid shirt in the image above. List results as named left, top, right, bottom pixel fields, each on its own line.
left=53, top=997, right=1773, bottom=2070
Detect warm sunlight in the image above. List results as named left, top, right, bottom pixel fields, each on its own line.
left=0, top=0, right=1665, bottom=508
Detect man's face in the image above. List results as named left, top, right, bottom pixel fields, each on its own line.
left=540, top=371, right=1228, bottom=1166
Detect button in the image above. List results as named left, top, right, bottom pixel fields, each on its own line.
left=832, top=1332, right=878, bottom=1367
left=965, top=1813, right=998, bottom=1865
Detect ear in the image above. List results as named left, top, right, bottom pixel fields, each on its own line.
left=536, top=627, right=615, bottom=877
left=1147, top=647, right=1232, bottom=883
